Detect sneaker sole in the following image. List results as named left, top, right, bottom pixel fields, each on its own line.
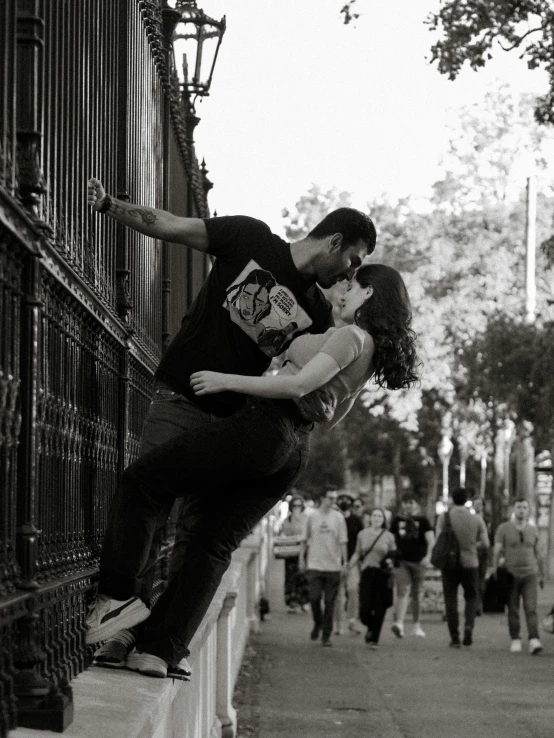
left=86, top=599, right=150, bottom=645
left=167, top=660, right=192, bottom=681
left=93, top=642, right=132, bottom=669
left=126, top=652, right=167, bottom=678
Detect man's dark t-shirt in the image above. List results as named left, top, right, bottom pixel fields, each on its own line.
left=155, top=216, right=334, bottom=416
left=390, top=515, right=432, bottom=563
left=345, top=513, right=363, bottom=560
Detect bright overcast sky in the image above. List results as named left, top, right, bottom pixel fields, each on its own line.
left=195, top=0, right=549, bottom=235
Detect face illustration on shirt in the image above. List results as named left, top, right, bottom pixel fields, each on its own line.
left=223, top=260, right=314, bottom=357
left=229, top=271, right=275, bottom=325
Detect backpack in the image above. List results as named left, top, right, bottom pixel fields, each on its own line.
left=430, top=511, right=460, bottom=570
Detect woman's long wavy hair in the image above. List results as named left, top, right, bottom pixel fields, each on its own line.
left=353, top=264, right=419, bottom=390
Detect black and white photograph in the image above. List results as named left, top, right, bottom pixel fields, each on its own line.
left=2, top=1, right=554, bottom=737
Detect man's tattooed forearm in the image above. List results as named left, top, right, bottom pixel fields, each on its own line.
left=109, top=200, right=158, bottom=226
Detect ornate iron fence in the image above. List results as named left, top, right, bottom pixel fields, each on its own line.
left=0, top=1, right=212, bottom=734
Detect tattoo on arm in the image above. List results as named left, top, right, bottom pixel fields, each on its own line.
left=108, top=199, right=158, bottom=226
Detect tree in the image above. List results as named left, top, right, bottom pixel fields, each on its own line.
left=426, top=1, right=554, bottom=125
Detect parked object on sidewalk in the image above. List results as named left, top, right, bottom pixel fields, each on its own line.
left=542, top=605, right=554, bottom=634
left=259, top=596, right=271, bottom=621
left=482, top=571, right=508, bottom=613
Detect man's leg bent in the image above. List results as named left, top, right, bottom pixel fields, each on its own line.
left=135, top=442, right=307, bottom=665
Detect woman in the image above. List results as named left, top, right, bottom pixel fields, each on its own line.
left=88, top=264, right=418, bottom=676
left=281, top=495, right=309, bottom=612
left=349, top=508, right=396, bottom=648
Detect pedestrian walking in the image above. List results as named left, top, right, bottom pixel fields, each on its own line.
left=493, top=498, right=544, bottom=655
left=349, top=508, right=396, bottom=648
left=281, top=496, right=309, bottom=613
left=436, top=488, right=489, bottom=647
left=472, top=495, right=491, bottom=615
left=390, top=493, right=435, bottom=639
left=300, top=490, right=349, bottom=646
left=334, top=493, right=364, bottom=635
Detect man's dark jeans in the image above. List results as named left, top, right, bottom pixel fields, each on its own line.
left=99, top=391, right=309, bottom=666
left=441, top=566, right=479, bottom=640
left=306, top=570, right=341, bottom=640
left=507, top=572, right=539, bottom=640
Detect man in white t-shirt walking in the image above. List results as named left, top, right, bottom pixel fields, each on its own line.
left=493, top=498, right=544, bottom=655
left=300, top=489, right=348, bottom=647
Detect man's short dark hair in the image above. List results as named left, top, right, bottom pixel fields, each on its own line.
left=513, top=497, right=529, bottom=505
left=452, top=488, right=468, bottom=506
left=401, top=492, right=418, bottom=504
left=308, top=208, right=377, bottom=255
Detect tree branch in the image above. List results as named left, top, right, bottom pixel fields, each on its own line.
left=498, top=26, right=544, bottom=52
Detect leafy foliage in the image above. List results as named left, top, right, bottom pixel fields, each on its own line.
left=426, top=1, right=554, bottom=125
left=286, top=85, right=554, bottom=506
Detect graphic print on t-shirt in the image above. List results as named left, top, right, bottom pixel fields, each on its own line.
left=223, top=259, right=312, bottom=357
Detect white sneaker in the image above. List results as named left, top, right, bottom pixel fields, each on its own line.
left=529, top=638, right=543, bottom=655
left=126, top=648, right=168, bottom=678
left=93, top=628, right=136, bottom=668
left=412, top=623, right=426, bottom=638
left=510, top=639, right=522, bottom=653
left=85, top=595, right=150, bottom=645
left=348, top=619, right=362, bottom=634
left=391, top=622, right=404, bottom=638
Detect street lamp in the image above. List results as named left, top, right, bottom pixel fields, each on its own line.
left=169, top=0, right=226, bottom=111
left=438, top=435, right=454, bottom=504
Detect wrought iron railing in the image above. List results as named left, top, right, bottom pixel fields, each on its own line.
left=0, top=1, right=212, bottom=734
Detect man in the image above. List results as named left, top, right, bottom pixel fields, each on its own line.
left=493, top=499, right=544, bottom=655
left=85, top=178, right=376, bottom=678
left=436, top=487, right=489, bottom=647
left=334, top=493, right=363, bottom=635
left=390, top=493, right=434, bottom=638
left=299, top=489, right=349, bottom=647
left=471, top=495, right=490, bottom=615
left=352, top=497, right=365, bottom=519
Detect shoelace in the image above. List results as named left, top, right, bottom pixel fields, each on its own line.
left=109, top=629, right=136, bottom=648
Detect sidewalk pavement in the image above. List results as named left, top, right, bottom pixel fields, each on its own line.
left=234, top=563, right=554, bottom=738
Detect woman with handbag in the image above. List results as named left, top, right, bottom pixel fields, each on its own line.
left=281, top=495, right=309, bottom=613
left=349, top=508, right=396, bottom=648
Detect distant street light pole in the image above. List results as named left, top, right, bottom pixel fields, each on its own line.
left=525, top=175, right=537, bottom=324
left=438, top=435, right=454, bottom=504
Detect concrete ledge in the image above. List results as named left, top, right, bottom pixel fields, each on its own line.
left=11, top=520, right=272, bottom=738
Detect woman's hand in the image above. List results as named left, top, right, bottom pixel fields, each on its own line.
left=190, top=370, right=231, bottom=396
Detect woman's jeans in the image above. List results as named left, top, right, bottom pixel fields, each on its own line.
left=99, top=388, right=309, bottom=666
